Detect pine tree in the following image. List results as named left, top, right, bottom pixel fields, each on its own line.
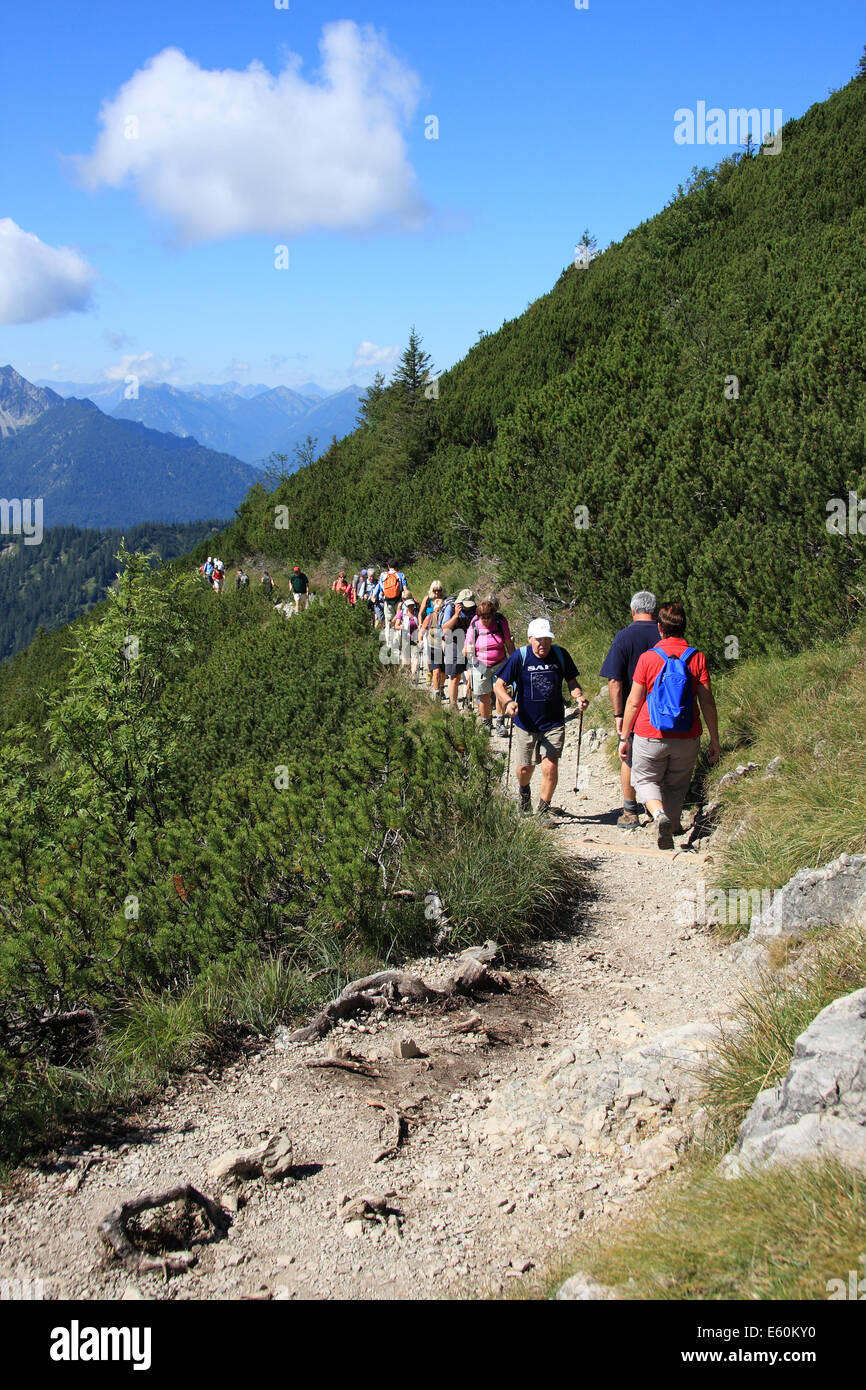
left=391, top=326, right=434, bottom=398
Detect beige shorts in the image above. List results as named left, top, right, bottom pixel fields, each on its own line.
left=471, top=658, right=508, bottom=698
left=513, top=723, right=566, bottom=766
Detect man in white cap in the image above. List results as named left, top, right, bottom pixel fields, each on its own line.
left=494, top=619, right=588, bottom=816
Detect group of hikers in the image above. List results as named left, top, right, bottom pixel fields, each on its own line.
left=202, top=548, right=720, bottom=839
left=334, top=568, right=720, bottom=837
left=199, top=558, right=312, bottom=614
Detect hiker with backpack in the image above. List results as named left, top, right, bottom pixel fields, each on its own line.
left=464, top=598, right=515, bottom=734
left=618, top=601, right=721, bottom=849
left=418, top=581, right=445, bottom=690
left=419, top=593, right=447, bottom=700
left=378, top=562, right=407, bottom=632
left=261, top=570, right=275, bottom=598
left=236, top=568, right=249, bottom=590
left=494, top=618, right=588, bottom=816
left=290, top=565, right=309, bottom=613
left=442, top=589, right=476, bottom=711
left=600, top=590, right=661, bottom=827
left=392, top=596, right=419, bottom=673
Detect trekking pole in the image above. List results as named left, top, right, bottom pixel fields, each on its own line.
left=505, top=686, right=515, bottom=787
left=572, top=706, right=585, bottom=795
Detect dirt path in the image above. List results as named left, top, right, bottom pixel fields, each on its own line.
left=0, top=722, right=740, bottom=1300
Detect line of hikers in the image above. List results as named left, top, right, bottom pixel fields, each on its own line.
left=199, top=558, right=312, bottom=614
left=335, top=569, right=721, bottom=836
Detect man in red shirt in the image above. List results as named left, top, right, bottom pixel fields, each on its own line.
left=618, top=601, right=721, bottom=849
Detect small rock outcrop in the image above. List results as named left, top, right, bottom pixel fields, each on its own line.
left=735, top=852, right=866, bottom=972
left=720, top=988, right=866, bottom=1177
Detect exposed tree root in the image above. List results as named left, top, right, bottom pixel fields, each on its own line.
left=288, top=945, right=506, bottom=1045
left=98, top=1184, right=230, bottom=1274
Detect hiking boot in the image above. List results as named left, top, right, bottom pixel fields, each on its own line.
left=536, top=798, right=552, bottom=819
left=493, top=717, right=506, bottom=737
left=481, top=719, right=493, bottom=735
left=518, top=785, right=532, bottom=814
left=655, top=812, right=674, bottom=850
left=617, top=810, right=640, bottom=829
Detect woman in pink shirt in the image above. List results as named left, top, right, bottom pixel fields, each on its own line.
left=464, top=599, right=515, bottom=735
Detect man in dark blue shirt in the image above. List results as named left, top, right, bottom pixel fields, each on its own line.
left=599, top=590, right=659, bottom=827
left=495, top=619, right=588, bottom=818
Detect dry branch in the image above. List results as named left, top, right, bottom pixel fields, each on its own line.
left=306, top=1058, right=379, bottom=1077
left=98, top=1184, right=230, bottom=1274
left=366, top=1098, right=404, bottom=1162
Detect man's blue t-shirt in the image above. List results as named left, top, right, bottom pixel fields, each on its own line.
left=498, top=644, right=579, bottom=733
left=599, top=621, right=660, bottom=701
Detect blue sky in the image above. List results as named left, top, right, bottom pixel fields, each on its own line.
left=0, top=0, right=862, bottom=392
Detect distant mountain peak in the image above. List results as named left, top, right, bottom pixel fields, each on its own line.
left=0, top=366, right=63, bottom=438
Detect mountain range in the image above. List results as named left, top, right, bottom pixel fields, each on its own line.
left=0, top=365, right=259, bottom=529
left=37, top=377, right=362, bottom=465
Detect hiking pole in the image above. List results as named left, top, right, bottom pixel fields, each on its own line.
left=505, top=685, right=515, bottom=787
left=572, top=706, right=585, bottom=795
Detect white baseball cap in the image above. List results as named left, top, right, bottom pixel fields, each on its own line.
left=527, top=618, right=555, bottom=640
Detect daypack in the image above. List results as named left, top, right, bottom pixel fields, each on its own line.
left=517, top=644, right=567, bottom=677
left=382, top=571, right=402, bottom=600
left=434, top=598, right=458, bottom=628
left=646, top=644, right=696, bottom=732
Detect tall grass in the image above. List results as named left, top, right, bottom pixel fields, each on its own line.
left=580, top=1158, right=866, bottom=1300
left=708, top=621, right=866, bottom=919
left=410, top=791, right=584, bottom=950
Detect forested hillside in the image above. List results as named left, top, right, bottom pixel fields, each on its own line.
left=211, top=74, right=865, bottom=663
left=0, top=520, right=223, bottom=661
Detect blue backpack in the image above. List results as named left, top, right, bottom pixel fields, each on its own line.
left=646, top=644, right=696, bottom=732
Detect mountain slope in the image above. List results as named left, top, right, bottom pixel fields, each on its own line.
left=0, top=519, right=223, bottom=662
left=0, top=383, right=258, bottom=528
left=0, top=365, right=62, bottom=437
left=219, top=74, right=866, bottom=661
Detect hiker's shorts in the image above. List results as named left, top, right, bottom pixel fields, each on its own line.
left=383, top=599, right=398, bottom=628
left=631, top=735, right=700, bottom=822
left=513, top=722, right=566, bottom=766
left=471, top=658, right=508, bottom=698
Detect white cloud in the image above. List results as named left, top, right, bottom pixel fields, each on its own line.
left=0, top=219, right=98, bottom=324
left=352, top=340, right=400, bottom=372
left=101, top=351, right=184, bottom=383
left=70, top=22, right=428, bottom=245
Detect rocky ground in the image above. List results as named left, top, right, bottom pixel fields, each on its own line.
left=0, top=721, right=743, bottom=1301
